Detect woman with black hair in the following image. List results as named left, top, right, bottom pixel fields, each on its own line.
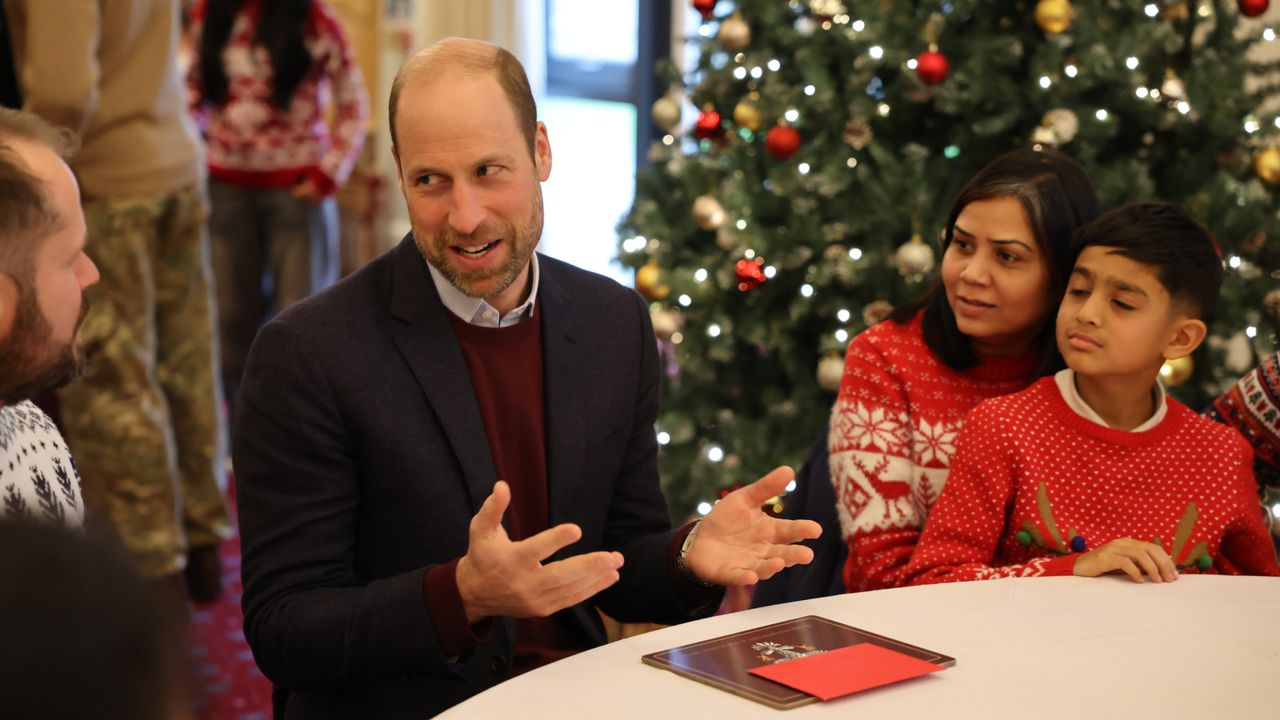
left=188, top=0, right=367, bottom=413
left=829, top=148, right=1100, bottom=593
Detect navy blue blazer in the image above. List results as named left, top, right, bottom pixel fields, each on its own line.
left=235, top=237, right=714, bottom=718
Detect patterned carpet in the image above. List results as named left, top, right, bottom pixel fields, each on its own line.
left=190, top=485, right=273, bottom=720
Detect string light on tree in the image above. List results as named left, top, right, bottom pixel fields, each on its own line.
left=692, top=0, right=717, bottom=21
left=1035, top=0, right=1074, bottom=34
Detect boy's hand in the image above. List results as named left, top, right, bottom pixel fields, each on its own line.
left=1073, top=538, right=1178, bottom=583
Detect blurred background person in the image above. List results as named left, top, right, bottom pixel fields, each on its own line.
left=0, top=520, right=192, bottom=720
left=188, top=0, right=368, bottom=417
left=4, top=0, right=231, bottom=602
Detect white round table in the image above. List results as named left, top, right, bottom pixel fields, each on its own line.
left=439, top=575, right=1280, bottom=719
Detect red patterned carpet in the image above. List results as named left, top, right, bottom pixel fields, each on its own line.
left=190, top=484, right=273, bottom=720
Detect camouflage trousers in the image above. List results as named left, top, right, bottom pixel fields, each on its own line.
left=58, top=183, right=231, bottom=578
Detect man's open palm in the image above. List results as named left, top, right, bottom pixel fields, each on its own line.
left=684, top=467, right=822, bottom=586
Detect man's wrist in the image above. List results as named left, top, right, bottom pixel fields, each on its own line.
left=676, top=520, right=717, bottom=588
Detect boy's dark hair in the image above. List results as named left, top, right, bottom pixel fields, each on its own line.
left=891, top=147, right=1100, bottom=377
left=1070, top=203, right=1223, bottom=320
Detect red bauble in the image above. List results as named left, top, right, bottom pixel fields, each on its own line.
left=694, top=108, right=724, bottom=140
left=1239, top=0, right=1269, bottom=17
left=764, top=125, right=801, bottom=160
left=915, top=49, right=950, bottom=85
left=735, top=257, right=767, bottom=291
left=692, top=0, right=717, bottom=20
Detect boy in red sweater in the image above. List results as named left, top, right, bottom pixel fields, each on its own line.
left=907, top=204, right=1280, bottom=584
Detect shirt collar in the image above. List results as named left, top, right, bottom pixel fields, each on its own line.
left=1053, top=368, right=1167, bottom=432
left=425, top=253, right=539, bottom=328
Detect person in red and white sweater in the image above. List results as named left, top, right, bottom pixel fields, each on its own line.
left=187, top=0, right=368, bottom=414
left=907, top=204, right=1280, bottom=585
left=830, top=149, right=1101, bottom=592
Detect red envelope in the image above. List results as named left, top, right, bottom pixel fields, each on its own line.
left=748, top=642, right=944, bottom=701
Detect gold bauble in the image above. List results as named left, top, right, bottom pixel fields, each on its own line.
left=1034, top=0, right=1073, bottom=34
left=718, top=13, right=751, bottom=52
left=1159, top=355, right=1194, bottom=387
left=732, top=99, right=762, bottom=132
left=635, top=261, right=669, bottom=301
left=691, top=194, right=726, bottom=230
left=817, top=354, right=845, bottom=393
left=1254, top=147, right=1280, bottom=185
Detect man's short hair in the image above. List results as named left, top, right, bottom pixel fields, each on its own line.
left=0, top=108, right=78, bottom=289
left=387, top=38, right=538, bottom=157
left=1070, top=203, right=1224, bottom=320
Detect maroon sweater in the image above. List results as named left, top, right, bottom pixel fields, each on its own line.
left=422, top=307, right=581, bottom=672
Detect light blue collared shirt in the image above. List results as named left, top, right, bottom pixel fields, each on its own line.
left=425, top=254, right=540, bottom=327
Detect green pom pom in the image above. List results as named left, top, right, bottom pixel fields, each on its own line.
left=1015, top=530, right=1032, bottom=547
left=1196, top=555, right=1212, bottom=571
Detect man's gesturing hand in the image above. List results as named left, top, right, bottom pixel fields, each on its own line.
left=683, top=466, right=823, bottom=586
left=456, top=481, right=624, bottom=624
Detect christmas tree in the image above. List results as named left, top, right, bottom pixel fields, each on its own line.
left=618, top=0, right=1280, bottom=521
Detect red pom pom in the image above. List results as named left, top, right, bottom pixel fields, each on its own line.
left=694, top=108, right=724, bottom=141
left=692, top=0, right=717, bottom=20
left=764, top=125, right=801, bottom=160
left=915, top=49, right=950, bottom=85
left=1239, top=0, right=1269, bottom=17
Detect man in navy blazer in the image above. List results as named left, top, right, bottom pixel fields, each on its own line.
left=234, top=38, right=822, bottom=718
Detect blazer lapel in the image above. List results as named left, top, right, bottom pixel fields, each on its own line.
left=538, top=258, right=587, bottom=529
left=388, top=237, right=497, bottom=512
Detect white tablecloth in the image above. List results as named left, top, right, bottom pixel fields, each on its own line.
left=439, top=575, right=1280, bottom=719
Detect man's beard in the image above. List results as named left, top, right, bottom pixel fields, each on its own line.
left=0, top=291, right=89, bottom=406
left=415, top=188, right=544, bottom=300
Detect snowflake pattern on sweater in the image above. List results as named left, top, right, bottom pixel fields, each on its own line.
left=188, top=0, right=369, bottom=194
left=0, top=401, right=83, bottom=527
left=906, top=378, right=1280, bottom=585
left=828, top=312, right=1037, bottom=591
